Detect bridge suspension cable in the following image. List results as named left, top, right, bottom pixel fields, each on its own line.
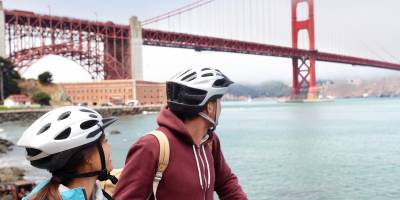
left=142, top=0, right=215, bottom=26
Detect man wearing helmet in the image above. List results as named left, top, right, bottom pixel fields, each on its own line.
left=114, top=68, right=247, bottom=200
left=17, top=106, right=118, bottom=200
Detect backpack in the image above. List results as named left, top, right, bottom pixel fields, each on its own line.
left=147, top=130, right=170, bottom=200
left=101, top=130, right=170, bottom=200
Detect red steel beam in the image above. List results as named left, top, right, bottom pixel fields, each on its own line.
left=6, top=9, right=400, bottom=74
left=5, top=10, right=130, bottom=35
left=5, top=9, right=131, bottom=79
left=142, top=29, right=400, bottom=71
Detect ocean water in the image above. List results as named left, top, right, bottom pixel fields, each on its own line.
left=1, top=98, right=400, bottom=199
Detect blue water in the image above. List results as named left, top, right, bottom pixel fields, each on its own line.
left=1, top=98, right=400, bottom=199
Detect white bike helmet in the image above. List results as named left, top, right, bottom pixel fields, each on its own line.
left=17, top=106, right=117, bottom=179
left=167, top=67, right=233, bottom=115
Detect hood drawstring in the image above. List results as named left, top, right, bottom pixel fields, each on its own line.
left=192, top=144, right=211, bottom=191
left=193, top=145, right=204, bottom=190
left=202, top=145, right=211, bottom=189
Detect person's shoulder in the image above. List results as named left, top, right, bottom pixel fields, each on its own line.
left=130, top=131, right=162, bottom=154
left=137, top=133, right=159, bottom=145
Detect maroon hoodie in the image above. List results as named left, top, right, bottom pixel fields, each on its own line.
left=113, top=107, right=247, bottom=200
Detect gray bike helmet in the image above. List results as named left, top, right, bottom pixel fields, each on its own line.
left=167, top=67, right=233, bottom=115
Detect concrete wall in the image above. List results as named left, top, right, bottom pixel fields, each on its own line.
left=61, top=80, right=166, bottom=106
left=0, top=106, right=162, bottom=123
left=136, top=80, right=167, bottom=105
left=61, top=80, right=134, bottom=106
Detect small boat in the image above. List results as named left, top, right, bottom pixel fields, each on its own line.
left=247, top=96, right=252, bottom=102
left=109, top=130, right=121, bottom=135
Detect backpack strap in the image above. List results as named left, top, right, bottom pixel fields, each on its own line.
left=147, top=130, right=170, bottom=200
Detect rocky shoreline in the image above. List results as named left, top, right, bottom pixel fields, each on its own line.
left=0, top=138, right=32, bottom=199
left=0, top=167, right=25, bottom=183
left=0, top=138, right=13, bottom=154
left=0, top=105, right=162, bottom=123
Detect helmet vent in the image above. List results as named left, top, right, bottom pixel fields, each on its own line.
left=201, top=68, right=211, bottom=71
left=58, top=111, right=71, bottom=121
left=55, top=127, right=71, bottom=140
left=187, top=76, right=196, bottom=82
left=201, top=73, right=213, bottom=77
left=80, top=120, right=99, bottom=130
left=37, top=123, right=51, bottom=135
left=80, top=109, right=95, bottom=113
left=213, top=78, right=233, bottom=87
left=176, top=69, right=191, bottom=78
left=181, top=72, right=196, bottom=81
left=89, top=114, right=98, bottom=118
left=26, top=148, right=42, bottom=157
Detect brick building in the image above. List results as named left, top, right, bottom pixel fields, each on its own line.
left=61, top=80, right=166, bottom=106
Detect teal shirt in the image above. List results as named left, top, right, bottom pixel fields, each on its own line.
left=23, top=179, right=87, bottom=200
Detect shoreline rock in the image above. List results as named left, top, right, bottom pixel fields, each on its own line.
left=0, top=167, right=25, bottom=183
left=0, top=138, right=13, bottom=154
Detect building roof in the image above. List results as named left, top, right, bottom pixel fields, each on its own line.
left=6, top=94, right=30, bottom=103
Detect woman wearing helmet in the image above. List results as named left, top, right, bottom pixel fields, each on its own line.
left=114, top=67, right=247, bottom=200
left=17, top=106, right=118, bottom=200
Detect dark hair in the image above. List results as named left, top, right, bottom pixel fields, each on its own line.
left=174, top=111, right=198, bottom=122
left=29, top=136, right=105, bottom=200
left=172, top=96, right=221, bottom=122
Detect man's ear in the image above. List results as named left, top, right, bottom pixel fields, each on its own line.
left=205, top=100, right=216, bottom=115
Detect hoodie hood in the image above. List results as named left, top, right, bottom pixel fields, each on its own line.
left=157, top=106, right=213, bottom=145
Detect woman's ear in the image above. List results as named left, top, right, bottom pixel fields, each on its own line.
left=83, top=149, right=99, bottom=170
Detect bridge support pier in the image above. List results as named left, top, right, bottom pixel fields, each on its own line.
left=129, top=16, right=144, bottom=100
left=0, top=1, right=6, bottom=58
left=291, top=0, right=317, bottom=100
left=130, top=16, right=143, bottom=81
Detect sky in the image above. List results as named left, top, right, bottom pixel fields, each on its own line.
left=4, top=0, right=400, bottom=84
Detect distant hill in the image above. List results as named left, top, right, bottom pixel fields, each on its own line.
left=227, top=77, right=400, bottom=99
left=228, top=81, right=291, bottom=98
left=320, top=77, right=400, bottom=98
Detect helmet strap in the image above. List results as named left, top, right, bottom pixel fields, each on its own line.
left=198, top=112, right=216, bottom=131
left=53, top=128, right=118, bottom=191
left=52, top=140, right=118, bottom=184
left=198, top=99, right=221, bottom=131
left=95, top=126, right=119, bottom=184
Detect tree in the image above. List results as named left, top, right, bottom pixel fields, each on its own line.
left=38, top=71, right=53, bottom=85
left=32, top=91, right=51, bottom=105
left=0, top=57, right=21, bottom=100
